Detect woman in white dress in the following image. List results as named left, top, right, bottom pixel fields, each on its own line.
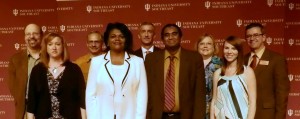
left=86, top=22, right=147, bottom=119
left=210, top=36, right=256, bottom=119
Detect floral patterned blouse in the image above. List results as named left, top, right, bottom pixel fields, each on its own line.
left=204, top=56, right=222, bottom=118
left=47, top=71, right=65, bottom=119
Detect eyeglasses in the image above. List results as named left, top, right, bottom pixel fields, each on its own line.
left=246, top=33, right=264, bottom=40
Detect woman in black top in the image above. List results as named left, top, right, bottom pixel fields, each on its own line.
left=27, top=32, right=86, bottom=119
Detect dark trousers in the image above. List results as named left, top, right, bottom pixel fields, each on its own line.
left=162, top=112, right=180, bottom=119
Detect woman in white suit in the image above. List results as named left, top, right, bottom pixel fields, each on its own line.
left=86, top=22, right=147, bottom=119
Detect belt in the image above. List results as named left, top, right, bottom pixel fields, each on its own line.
left=162, top=112, right=180, bottom=119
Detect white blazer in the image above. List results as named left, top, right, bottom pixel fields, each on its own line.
left=86, top=51, right=147, bottom=119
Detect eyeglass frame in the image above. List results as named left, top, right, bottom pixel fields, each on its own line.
left=245, top=33, right=264, bottom=40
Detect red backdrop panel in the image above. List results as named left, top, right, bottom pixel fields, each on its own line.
left=0, top=0, right=299, bottom=118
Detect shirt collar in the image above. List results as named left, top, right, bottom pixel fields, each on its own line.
left=86, top=53, right=93, bottom=63
left=164, top=47, right=181, bottom=60
left=27, top=50, right=40, bottom=59
left=251, top=46, right=265, bottom=59
left=104, top=50, right=131, bottom=61
left=141, top=46, right=154, bottom=53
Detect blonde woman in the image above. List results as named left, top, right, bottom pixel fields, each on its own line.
left=196, top=34, right=222, bottom=119
left=27, top=33, right=86, bottom=119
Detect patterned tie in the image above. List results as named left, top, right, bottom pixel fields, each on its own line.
left=250, top=54, right=257, bottom=69
left=164, top=55, right=175, bottom=111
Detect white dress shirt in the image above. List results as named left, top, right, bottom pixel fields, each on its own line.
left=141, top=46, right=154, bottom=60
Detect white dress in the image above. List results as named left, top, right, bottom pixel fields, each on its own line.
left=214, top=66, right=249, bottom=119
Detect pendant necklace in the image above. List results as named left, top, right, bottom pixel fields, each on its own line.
left=52, top=67, right=58, bottom=74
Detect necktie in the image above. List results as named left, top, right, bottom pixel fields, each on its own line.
left=250, top=55, right=257, bottom=69
left=164, top=56, right=175, bottom=111
left=145, top=51, right=152, bottom=54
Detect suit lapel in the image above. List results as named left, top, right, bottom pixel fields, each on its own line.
left=154, top=46, right=160, bottom=52
left=121, top=60, right=130, bottom=88
left=179, top=49, right=188, bottom=99
left=22, top=50, right=29, bottom=79
left=245, top=53, right=251, bottom=65
left=135, top=48, right=143, bottom=58
left=155, top=51, right=165, bottom=102
left=254, top=49, right=270, bottom=77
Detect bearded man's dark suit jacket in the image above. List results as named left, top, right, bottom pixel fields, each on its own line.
left=245, top=49, right=290, bottom=119
left=133, top=46, right=161, bottom=60
left=145, top=48, right=206, bottom=119
left=7, top=50, right=29, bottom=119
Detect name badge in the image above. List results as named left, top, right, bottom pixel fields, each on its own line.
left=259, top=60, right=269, bottom=65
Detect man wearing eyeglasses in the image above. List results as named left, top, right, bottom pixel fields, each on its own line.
left=75, top=31, right=104, bottom=82
left=8, top=23, right=43, bottom=119
left=244, top=23, right=290, bottom=119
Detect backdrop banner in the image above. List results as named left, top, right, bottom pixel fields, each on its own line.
left=0, top=0, right=299, bottom=118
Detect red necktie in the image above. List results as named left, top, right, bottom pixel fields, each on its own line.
left=250, top=55, right=257, bottom=69
left=164, top=56, right=175, bottom=111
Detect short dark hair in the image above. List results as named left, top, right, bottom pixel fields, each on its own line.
left=245, top=23, right=265, bottom=34
left=103, top=22, right=133, bottom=53
left=160, top=24, right=182, bottom=40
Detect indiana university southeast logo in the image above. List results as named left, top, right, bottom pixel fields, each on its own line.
left=288, top=74, right=293, bottom=82
left=289, top=39, right=294, bottom=46
left=87, top=5, right=92, bottom=13
left=267, top=0, right=273, bottom=7
left=288, top=109, right=293, bottom=116
left=205, top=1, right=211, bottom=9
left=236, top=19, right=242, bottom=27
left=289, top=3, right=295, bottom=10
left=266, top=37, right=272, bottom=45
left=13, top=9, right=18, bottom=16
left=42, top=26, right=47, bottom=33
left=176, top=21, right=182, bottom=27
left=15, top=43, right=20, bottom=50
left=145, top=4, right=150, bottom=11
left=60, top=25, right=66, bottom=32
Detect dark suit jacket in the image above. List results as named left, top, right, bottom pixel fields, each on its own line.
left=145, top=48, right=206, bottom=119
left=133, top=46, right=161, bottom=60
left=27, top=61, right=86, bottom=119
left=245, top=49, right=290, bottom=119
left=7, top=50, right=28, bottom=119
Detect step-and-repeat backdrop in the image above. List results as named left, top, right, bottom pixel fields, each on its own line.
left=0, top=0, right=299, bottom=118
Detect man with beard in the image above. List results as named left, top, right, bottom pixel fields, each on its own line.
left=145, top=24, right=206, bottom=119
left=75, top=31, right=104, bottom=82
left=8, top=23, right=43, bottom=119
left=134, top=22, right=160, bottom=60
